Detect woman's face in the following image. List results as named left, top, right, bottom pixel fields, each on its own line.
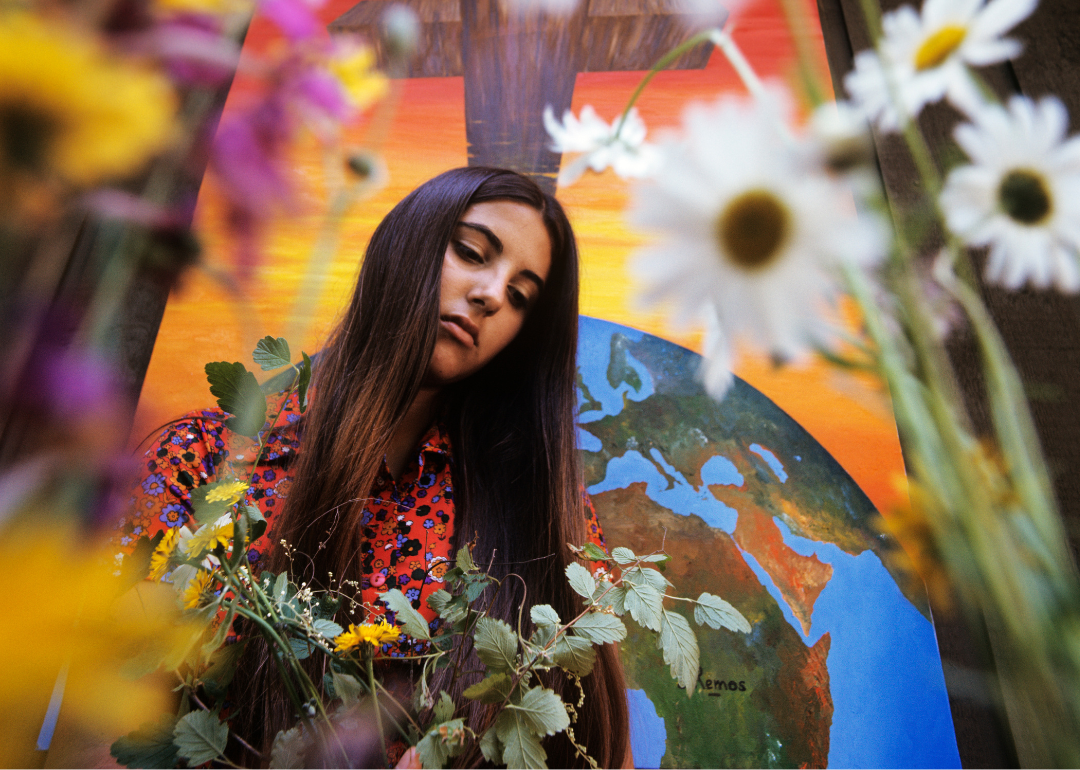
left=425, top=199, right=553, bottom=386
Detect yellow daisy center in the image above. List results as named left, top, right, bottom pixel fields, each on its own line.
left=998, top=169, right=1053, bottom=225
left=715, top=189, right=792, bottom=271
left=0, top=103, right=59, bottom=172
left=914, top=25, right=967, bottom=71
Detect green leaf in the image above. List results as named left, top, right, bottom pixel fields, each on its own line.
left=201, top=639, right=248, bottom=699
left=622, top=581, right=663, bottom=631
left=571, top=612, right=626, bottom=644
left=462, top=672, right=514, bottom=704
left=174, top=710, right=228, bottom=766
left=110, top=714, right=179, bottom=769
left=508, top=686, right=570, bottom=736
left=553, top=634, right=596, bottom=677
left=494, top=709, right=548, bottom=769
left=478, top=728, right=503, bottom=765
left=427, top=589, right=452, bottom=614
left=624, top=565, right=671, bottom=592
left=581, top=542, right=608, bottom=562
left=610, top=547, right=636, bottom=565
left=564, top=562, right=595, bottom=599
left=694, top=592, right=752, bottom=633
left=594, top=583, right=626, bottom=615
left=384, top=588, right=432, bottom=640
left=297, top=352, right=312, bottom=413
left=117, top=532, right=161, bottom=593
left=274, top=572, right=290, bottom=602
left=530, top=604, right=560, bottom=627
left=332, top=670, right=364, bottom=707
left=462, top=575, right=491, bottom=602
left=434, top=690, right=455, bottom=723
left=416, top=718, right=467, bottom=769
left=456, top=546, right=476, bottom=573
left=204, top=361, right=267, bottom=437
left=474, top=617, right=518, bottom=672
left=269, top=724, right=306, bottom=769
left=253, top=336, right=292, bottom=370
left=659, top=609, right=700, bottom=693
left=243, top=504, right=267, bottom=542
left=314, top=619, right=344, bottom=639
left=640, top=553, right=671, bottom=564
left=288, top=636, right=314, bottom=660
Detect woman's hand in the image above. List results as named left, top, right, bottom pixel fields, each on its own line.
left=396, top=746, right=422, bottom=769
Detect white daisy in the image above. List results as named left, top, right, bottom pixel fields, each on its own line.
left=544, top=104, right=661, bottom=186
left=630, top=92, right=885, bottom=399
left=845, top=0, right=1037, bottom=131
left=940, top=95, right=1080, bottom=292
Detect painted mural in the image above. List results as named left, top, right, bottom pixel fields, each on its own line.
left=134, top=0, right=958, bottom=766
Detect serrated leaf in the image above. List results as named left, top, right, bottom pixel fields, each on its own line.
left=581, top=542, right=608, bottom=562
left=174, top=710, right=228, bottom=766
left=416, top=718, right=467, bottom=769
left=495, top=709, right=548, bottom=769
left=204, top=361, right=266, bottom=437
left=508, top=686, right=570, bottom=736
left=332, top=670, right=364, bottom=707
left=110, top=714, right=179, bottom=768
left=297, top=352, right=312, bottom=413
left=474, top=617, right=518, bottom=672
left=456, top=546, right=476, bottom=573
left=314, top=619, right=344, bottom=639
left=571, top=612, right=627, bottom=644
left=622, top=581, right=663, bottom=631
left=611, top=546, right=637, bottom=565
left=640, top=553, right=670, bottom=563
left=463, top=575, right=490, bottom=602
left=427, top=589, right=452, bottom=614
left=479, top=728, right=503, bottom=765
left=624, top=565, right=671, bottom=592
left=434, top=690, right=455, bottom=723
left=289, top=636, right=314, bottom=660
left=383, top=588, right=431, bottom=640
left=462, top=672, right=513, bottom=704
left=659, top=609, right=700, bottom=693
left=530, top=605, right=560, bottom=627
left=593, top=582, right=626, bottom=615
left=270, top=724, right=306, bottom=769
left=274, top=572, right=290, bottom=602
left=564, top=562, right=595, bottom=599
left=694, top=592, right=752, bottom=633
left=243, top=504, right=266, bottom=542
left=253, top=336, right=292, bottom=370
left=553, top=634, right=596, bottom=677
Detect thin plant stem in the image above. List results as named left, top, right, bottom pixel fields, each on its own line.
left=367, top=656, right=388, bottom=765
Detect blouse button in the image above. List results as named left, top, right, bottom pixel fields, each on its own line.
left=371, top=573, right=386, bottom=587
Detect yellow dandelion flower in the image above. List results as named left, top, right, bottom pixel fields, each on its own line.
left=333, top=619, right=401, bottom=653
left=204, top=480, right=249, bottom=506
left=328, top=44, right=388, bottom=111
left=0, top=13, right=175, bottom=187
left=181, top=569, right=216, bottom=610
left=182, top=518, right=234, bottom=557
left=148, top=526, right=182, bottom=582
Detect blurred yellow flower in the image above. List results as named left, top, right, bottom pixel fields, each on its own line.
left=182, top=518, right=234, bottom=557
left=333, top=619, right=401, bottom=653
left=0, top=524, right=182, bottom=766
left=154, top=0, right=253, bottom=15
left=881, top=474, right=953, bottom=611
left=0, top=13, right=175, bottom=187
left=205, top=480, right=248, bottom=506
left=328, top=44, right=388, bottom=111
left=148, top=526, right=182, bottom=581
left=181, top=569, right=217, bottom=610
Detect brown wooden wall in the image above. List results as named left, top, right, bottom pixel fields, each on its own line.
left=816, top=0, right=1080, bottom=765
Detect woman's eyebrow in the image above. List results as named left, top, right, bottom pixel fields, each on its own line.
left=520, top=270, right=545, bottom=292
left=458, top=221, right=503, bottom=254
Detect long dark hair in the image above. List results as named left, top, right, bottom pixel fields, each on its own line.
left=231, top=167, right=628, bottom=767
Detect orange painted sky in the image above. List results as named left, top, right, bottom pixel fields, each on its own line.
left=134, top=0, right=906, bottom=515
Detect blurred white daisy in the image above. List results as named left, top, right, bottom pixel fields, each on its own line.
left=544, top=105, right=661, bottom=186
left=630, top=92, right=885, bottom=399
left=940, top=95, right=1080, bottom=292
left=845, top=0, right=1037, bottom=131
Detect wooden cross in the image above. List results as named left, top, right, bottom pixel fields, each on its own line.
left=329, top=0, right=719, bottom=193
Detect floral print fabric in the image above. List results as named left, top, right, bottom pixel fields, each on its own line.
left=117, top=389, right=607, bottom=657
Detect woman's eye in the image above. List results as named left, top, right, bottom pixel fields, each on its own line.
left=508, top=287, right=528, bottom=309
left=454, top=242, right=483, bottom=263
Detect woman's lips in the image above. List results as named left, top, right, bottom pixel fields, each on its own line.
left=440, top=316, right=477, bottom=347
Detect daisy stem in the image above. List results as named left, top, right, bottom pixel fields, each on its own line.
left=367, top=656, right=389, bottom=765
left=614, top=30, right=715, bottom=140
left=775, top=0, right=827, bottom=107
left=708, top=30, right=769, bottom=105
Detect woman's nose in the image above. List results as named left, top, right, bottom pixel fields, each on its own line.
left=467, top=273, right=505, bottom=314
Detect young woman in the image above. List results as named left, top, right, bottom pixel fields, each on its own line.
left=119, top=167, right=630, bottom=767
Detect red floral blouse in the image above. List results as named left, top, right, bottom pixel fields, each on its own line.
left=117, top=389, right=607, bottom=657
